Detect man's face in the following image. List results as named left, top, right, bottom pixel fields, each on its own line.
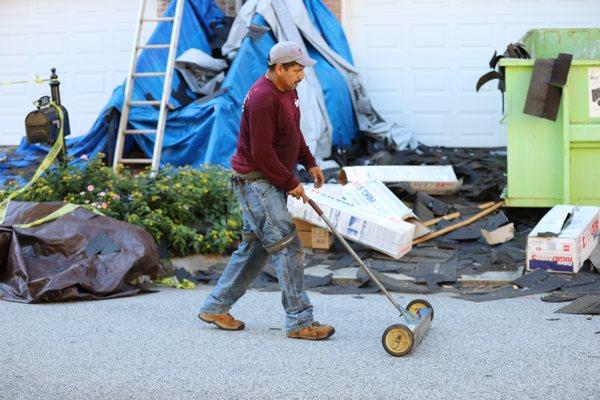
left=276, top=63, right=305, bottom=90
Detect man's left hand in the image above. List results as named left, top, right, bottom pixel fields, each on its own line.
left=308, top=166, right=324, bottom=188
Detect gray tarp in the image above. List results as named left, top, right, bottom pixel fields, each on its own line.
left=222, top=0, right=417, bottom=154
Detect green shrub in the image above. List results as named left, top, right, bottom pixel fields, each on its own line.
left=0, top=154, right=242, bottom=256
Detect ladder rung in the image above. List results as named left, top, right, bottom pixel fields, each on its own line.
left=129, top=100, right=161, bottom=106
left=138, top=44, right=170, bottom=50
left=132, top=72, right=166, bottom=78
left=114, top=0, right=184, bottom=174
left=124, top=129, right=157, bottom=134
left=119, top=158, right=152, bottom=164
left=142, top=17, right=175, bottom=22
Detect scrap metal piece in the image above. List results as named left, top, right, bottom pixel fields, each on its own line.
left=489, top=50, right=503, bottom=69
left=476, top=70, right=503, bottom=92
left=523, top=53, right=573, bottom=121
left=506, top=43, right=519, bottom=58
left=549, top=53, right=573, bottom=87
left=514, top=43, right=531, bottom=59
left=523, top=59, right=556, bottom=118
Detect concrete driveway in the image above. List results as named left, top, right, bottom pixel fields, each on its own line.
left=1, top=285, right=598, bottom=399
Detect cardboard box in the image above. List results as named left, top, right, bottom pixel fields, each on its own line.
left=339, top=165, right=462, bottom=195
left=293, top=218, right=314, bottom=232
left=297, top=230, right=313, bottom=248
left=310, top=227, right=334, bottom=249
left=294, top=218, right=334, bottom=250
left=341, top=180, right=415, bottom=221
left=288, top=184, right=415, bottom=259
left=527, top=205, right=600, bottom=273
left=341, top=180, right=430, bottom=239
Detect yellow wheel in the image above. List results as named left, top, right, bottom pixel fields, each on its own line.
left=406, top=299, right=434, bottom=320
left=381, top=324, right=414, bottom=357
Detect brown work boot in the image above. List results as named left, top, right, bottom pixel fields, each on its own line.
left=287, top=321, right=335, bottom=340
left=198, top=312, right=245, bottom=331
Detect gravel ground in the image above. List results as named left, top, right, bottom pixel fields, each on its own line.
left=1, top=285, right=598, bottom=400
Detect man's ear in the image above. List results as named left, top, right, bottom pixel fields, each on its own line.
left=274, top=63, right=284, bottom=76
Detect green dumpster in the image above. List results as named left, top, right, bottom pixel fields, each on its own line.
left=501, top=29, right=600, bottom=207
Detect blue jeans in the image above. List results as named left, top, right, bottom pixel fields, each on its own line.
left=200, top=179, right=314, bottom=332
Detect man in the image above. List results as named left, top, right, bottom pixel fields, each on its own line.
left=198, top=41, right=334, bottom=340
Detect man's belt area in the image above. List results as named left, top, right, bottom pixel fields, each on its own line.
left=231, top=170, right=267, bottom=186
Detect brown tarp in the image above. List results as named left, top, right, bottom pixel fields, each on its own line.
left=0, top=201, right=158, bottom=303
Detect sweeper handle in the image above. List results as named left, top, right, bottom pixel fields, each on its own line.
left=302, top=194, right=414, bottom=321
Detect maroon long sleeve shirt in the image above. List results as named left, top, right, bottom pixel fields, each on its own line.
left=231, top=76, right=317, bottom=192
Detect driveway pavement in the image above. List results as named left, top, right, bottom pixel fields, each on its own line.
left=1, top=285, right=598, bottom=399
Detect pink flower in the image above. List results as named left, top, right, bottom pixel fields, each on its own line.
left=99, top=191, right=106, bottom=197
left=111, top=193, right=120, bottom=200
left=87, top=185, right=94, bottom=192
left=80, top=154, right=88, bottom=161
left=101, top=202, right=108, bottom=209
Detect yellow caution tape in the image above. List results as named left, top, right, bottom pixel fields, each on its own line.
left=0, top=75, right=51, bottom=86
left=181, top=279, right=196, bottom=289
left=0, top=102, right=66, bottom=223
left=13, top=203, right=104, bottom=229
left=156, top=276, right=196, bottom=290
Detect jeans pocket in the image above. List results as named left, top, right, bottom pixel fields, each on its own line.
left=252, top=180, right=276, bottom=199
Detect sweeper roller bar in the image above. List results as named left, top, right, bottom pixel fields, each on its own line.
left=303, top=196, right=434, bottom=357
left=382, top=299, right=433, bottom=356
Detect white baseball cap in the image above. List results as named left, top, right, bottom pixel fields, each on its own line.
left=268, top=41, right=316, bottom=67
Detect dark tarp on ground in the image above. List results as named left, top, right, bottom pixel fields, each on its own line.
left=0, top=202, right=158, bottom=303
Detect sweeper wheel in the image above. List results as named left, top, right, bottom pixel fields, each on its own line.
left=382, top=324, right=414, bottom=357
left=406, top=299, right=434, bottom=320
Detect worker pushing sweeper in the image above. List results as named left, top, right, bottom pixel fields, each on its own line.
left=198, top=41, right=335, bottom=340
left=198, top=41, right=434, bottom=355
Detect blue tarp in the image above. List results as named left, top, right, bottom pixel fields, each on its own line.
left=3, top=0, right=360, bottom=185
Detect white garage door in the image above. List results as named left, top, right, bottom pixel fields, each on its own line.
left=344, top=0, right=600, bottom=147
left=0, top=0, right=158, bottom=146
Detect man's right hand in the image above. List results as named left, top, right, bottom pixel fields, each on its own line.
left=288, top=183, right=307, bottom=203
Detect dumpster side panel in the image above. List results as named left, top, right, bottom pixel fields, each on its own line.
left=568, top=63, right=600, bottom=205
left=505, top=65, right=564, bottom=207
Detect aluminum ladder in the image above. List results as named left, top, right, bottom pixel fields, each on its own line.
left=112, top=0, right=185, bottom=175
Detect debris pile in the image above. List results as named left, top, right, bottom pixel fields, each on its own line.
left=176, top=145, right=600, bottom=315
